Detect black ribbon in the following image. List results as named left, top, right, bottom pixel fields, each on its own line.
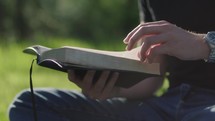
left=30, top=59, right=38, bottom=121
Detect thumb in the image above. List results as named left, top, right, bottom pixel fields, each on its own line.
left=145, top=44, right=168, bottom=63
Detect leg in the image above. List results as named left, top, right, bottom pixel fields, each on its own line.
left=8, top=88, right=175, bottom=121
left=179, top=87, right=215, bottom=121
left=183, top=106, right=215, bottom=121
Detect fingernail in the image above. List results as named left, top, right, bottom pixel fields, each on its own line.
left=123, top=39, right=127, bottom=43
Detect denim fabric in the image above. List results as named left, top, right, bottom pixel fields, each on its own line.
left=8, top=84, right=215, bottom=121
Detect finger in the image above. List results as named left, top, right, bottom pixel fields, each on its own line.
left=67, top=70, right=81, bottom=86
left=99, top=72, right=119, bottom=100
left=82, top=70, right=96, bottom=92
left=139, top=34, right=169, bottom=62
left=123, top=24, right=142, bottom=44
left=126, top=25, right=166, bottom=50
left=68, top=70, right=75, bottom=82
left=123, top=21, right=168, bottom=44
left=126, top=27, right=146, bottom=50
left=126, top=21, right=173, bottom=51
left=146, top=44, right=169, bottom=63
left=92, top=71, right=110, bottom=96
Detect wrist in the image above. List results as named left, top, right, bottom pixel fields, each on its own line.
left=203, top=31, right=215, bottom=62
left=200, top=34, right=210, bottom=60
left=194, top=34, right=210, bottom=60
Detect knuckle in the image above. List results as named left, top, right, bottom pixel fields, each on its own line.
left=160, top=20, right=168, bottom=23
left=162, top=23, right=175, bottom=31
left=150, top=45, right=163, bottom=56
left=163, top=24, right=172, bottom=30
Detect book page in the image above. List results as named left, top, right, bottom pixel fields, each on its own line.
left=63, top=46, right=140, bottom=60
left=62, top=46, right=160, bottom=75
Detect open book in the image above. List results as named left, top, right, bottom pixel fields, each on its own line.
left=24, top=45, right=160, bottom=88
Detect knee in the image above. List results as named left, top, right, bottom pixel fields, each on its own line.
left=8, top=89, right=33, bottom=121
left=12, top=89, right=33, bottom=104
left=183, top=107, right=215, bottom=121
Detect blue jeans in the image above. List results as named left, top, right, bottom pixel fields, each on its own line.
left=8, top=84, right=215, bottom=121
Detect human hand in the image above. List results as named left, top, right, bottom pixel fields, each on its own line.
left=68, top=70, right=120, bottom=100
left=123, top=20, right=210, bottom=63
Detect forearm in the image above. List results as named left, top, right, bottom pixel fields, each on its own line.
left=117, top=77, right=164, bottom=100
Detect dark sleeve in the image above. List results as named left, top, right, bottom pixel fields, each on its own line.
left=138, top=0, right=154, bottom=22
